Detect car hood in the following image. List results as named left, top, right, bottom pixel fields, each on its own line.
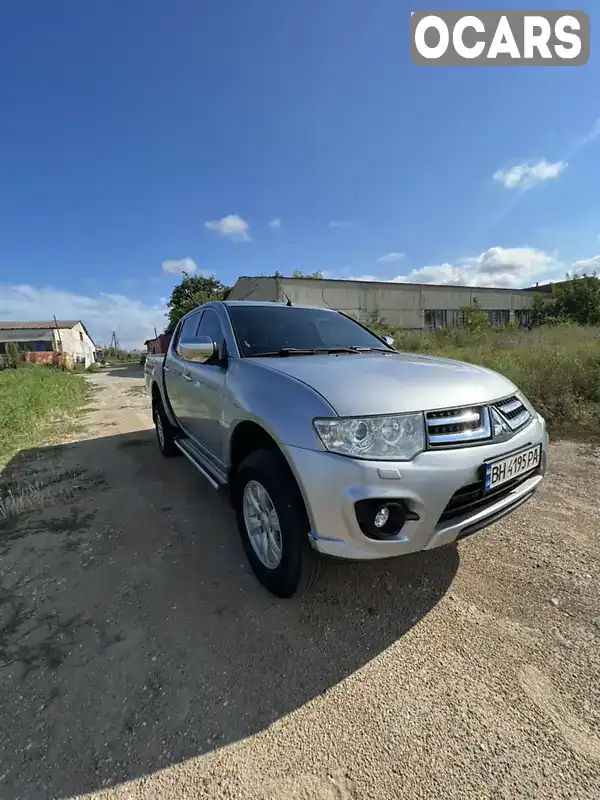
left=251, top=351, right=517, bottom=416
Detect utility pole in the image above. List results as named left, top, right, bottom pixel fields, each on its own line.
left=53, top=315, right=63, bottom=352
left=110, top=331, right=119, bottom=356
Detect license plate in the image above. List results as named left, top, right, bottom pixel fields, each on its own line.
left=484, top=444, right=541, bottom=491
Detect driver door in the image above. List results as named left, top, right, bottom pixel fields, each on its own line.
left=164, top=311, right=202, bottom=425
left=179, top=308, right=228, bottom=467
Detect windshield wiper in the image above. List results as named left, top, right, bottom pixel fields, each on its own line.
left=248, top=348, right=319, bottom=357
left=314, top=346, right=393, bottom=354
left=248, top=345, right=395, bottom=358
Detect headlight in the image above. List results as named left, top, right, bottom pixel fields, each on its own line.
left=313, top=413, right=425, bottom=461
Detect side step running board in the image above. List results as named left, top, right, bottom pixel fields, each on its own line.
left=174, top=438, right=224, bottom=490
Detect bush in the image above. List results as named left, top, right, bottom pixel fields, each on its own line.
left=86, top=362, right=100, bottom=372
left=394, top=325, right=600, bottom=438
left=360, top=306, right=398, bottom=339
left=4, top=342, right=25, bottom=369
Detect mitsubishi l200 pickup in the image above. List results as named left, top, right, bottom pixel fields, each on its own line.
left=145, top=301, right=547, bottom=597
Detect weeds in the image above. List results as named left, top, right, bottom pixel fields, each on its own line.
left=0, top=464, right=102, bottom=551
left=394, top=325, right=600, bottom=437
left=0, top=367, right=89, bottom=467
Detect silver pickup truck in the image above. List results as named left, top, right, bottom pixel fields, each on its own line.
left=145, top=300, right=548, bottom=597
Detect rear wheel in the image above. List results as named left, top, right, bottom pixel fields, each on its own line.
left=153, top=397, right=179, bottom=458
left=233, top=448, right=321, bottom=598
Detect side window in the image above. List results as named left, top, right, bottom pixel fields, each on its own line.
left=197, top=309, right=223, bottom=347
left=176, top=313, right=202, bottom=354
left=180, top=313, right=202, bottom=341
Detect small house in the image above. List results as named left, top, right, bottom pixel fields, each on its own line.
left=0, top=320, right=96, bottom=367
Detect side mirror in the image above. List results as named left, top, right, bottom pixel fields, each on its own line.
left=178, top=335, right=216, bottom=363
left=384, top=336, right=395, bottom=347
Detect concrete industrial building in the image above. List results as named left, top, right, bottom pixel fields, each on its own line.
left=228, top=276, right=535, bottom=330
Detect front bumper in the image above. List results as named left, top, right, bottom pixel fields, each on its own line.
left=285, top=414, right=548, bottom=560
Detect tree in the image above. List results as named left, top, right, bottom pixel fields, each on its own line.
left=359, top=306, right=397, bottom=339
left=166, top=273, right=231, bottom=333
left=530, top=292, right=549, bottom=326
left=460, top=299, right=489, bottom=336
left=291, top=270, right=323, bottom=279
left=551, top=272, right=600, bottom=326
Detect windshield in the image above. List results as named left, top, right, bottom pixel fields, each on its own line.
left=227, top=305, right=391, bottom=358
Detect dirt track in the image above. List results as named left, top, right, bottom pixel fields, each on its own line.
left=0, top=365, right=599, bottom=799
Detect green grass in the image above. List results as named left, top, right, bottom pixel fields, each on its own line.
left=0, top=366, right=89, bottom=467
left=394, top=325, right=600, bottom=438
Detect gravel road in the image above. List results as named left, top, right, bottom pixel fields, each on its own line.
left=0, top=365, right=598, bottom=800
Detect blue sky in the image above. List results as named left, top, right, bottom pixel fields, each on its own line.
left=1, top=0, right=599, bottom=346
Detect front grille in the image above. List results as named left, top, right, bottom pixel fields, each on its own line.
left=426, top=406, right=491, bottom=447
left=426, top=395, right=533, bottom=449
left=492, top=395, right=531, bottom=431
left=438, top=470, right=536, bottom=524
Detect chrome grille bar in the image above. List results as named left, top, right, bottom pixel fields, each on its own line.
left=426, top=406, right=491, bottom=447
left=497, top=398, right=522, bottom=414
left=493, top=395, right=532, bottom=430
left=427, top=410, right=481, bottom=427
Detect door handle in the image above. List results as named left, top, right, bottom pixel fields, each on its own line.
left=163, top=365, right=171, bottom=372
left=183, top=373, right=192, bottom=381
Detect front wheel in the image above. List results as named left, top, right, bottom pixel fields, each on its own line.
left=233, top=449, right=321, bottom=598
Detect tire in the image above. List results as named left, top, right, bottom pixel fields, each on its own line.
left=153, top=396, right=180, bottom=458
left=233, top=448, right=321, bottom=598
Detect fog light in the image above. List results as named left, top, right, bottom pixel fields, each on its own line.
left=374, top=506, right=390, bottom=528
left=355, top=498, right=420, bottom=541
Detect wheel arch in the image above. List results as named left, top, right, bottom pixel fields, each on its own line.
left=151, top=377, right=179, bottom=428
left=228, top=421, right=313, bottom=526
left=151, top=380, right=162, bottom=409
left=229, top=421, right=282, bottom=480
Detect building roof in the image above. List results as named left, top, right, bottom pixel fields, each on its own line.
left=0, top=320, right=95, bottom=345
left=523, top=276, right=599, bottom=292
left=223, top=299, right=332, bottom=310
left=0, top=320, right=81, bottom=330
left=235, top=276, right=536, bottom=294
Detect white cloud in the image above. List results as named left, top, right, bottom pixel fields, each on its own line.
left=162, top=257, right=197, bottom=275
left=328, top=220, right=351, bottom=229
left=205, top=214, right=251, bottom=241
left=268, top=218, right=281, bottom=230
left=396, top=247, right=561, bottom=288
left=572, top=254, right=600, bottom=272
left=0, top=284, right=167, bottom=349
left=570, top=117, right=600, bottom=154
left=493, top=160, right=567, bottom=190
left=376, top=252, right=406, bottom=264
left=344, top=274, right=382, bottom=282
left=332, top=246, right=566, bottom=289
